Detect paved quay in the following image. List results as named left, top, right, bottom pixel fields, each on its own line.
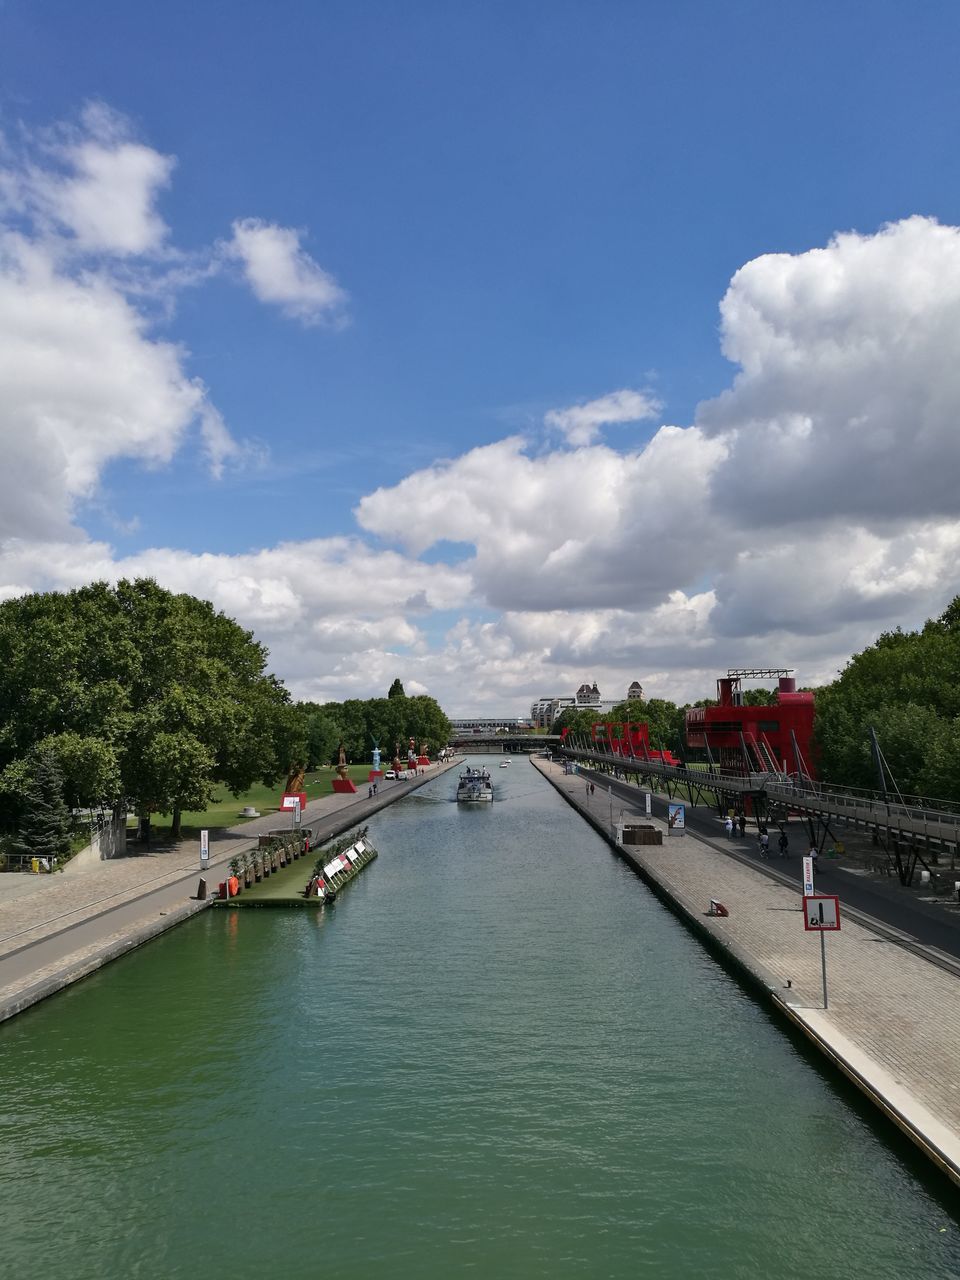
left=0, top=760, right=459, bottom=1024
left=532, top=755, right=960, bottom=1189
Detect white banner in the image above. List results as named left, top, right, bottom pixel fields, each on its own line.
left=802, top=856, right=815, bottom=896
left=323, top=861, right=339, bottom=878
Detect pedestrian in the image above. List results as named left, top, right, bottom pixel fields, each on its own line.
left=724, top=815, right=733, bottom=838
left=758, top=829, right=769, bottom=858
left=778, top=831, right=789, bottom=857
left=738, top=813, right=746, bottom=838
left=809, top=843, right=819, bottom=874
left=590, top=783, right=595, bottom=796
left=368, top=785, right=373, bottom=798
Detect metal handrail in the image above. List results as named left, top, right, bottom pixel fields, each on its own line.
left=562, top=744, right=960, bottom=837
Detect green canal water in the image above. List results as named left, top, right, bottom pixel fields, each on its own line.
left=2, top=759, right=958, bottom=1278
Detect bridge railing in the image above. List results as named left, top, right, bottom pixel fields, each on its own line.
left=561, top=743, right=960, bottom=837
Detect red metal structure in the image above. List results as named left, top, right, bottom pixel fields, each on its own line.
left=684, top=669, right=815, bottom=777
left=589, top=721, right=680, bottom=767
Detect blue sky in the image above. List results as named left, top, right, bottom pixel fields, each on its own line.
left=2, top=1, right=960, bottom=713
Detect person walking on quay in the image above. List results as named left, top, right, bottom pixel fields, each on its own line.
left=778, top=831, right=789, bottom=857
left=809, top=842, right=819, bottom=875
left=724, top=815, right=734, bottom=838
left=738, top=813, right=746, bottom=838
left=590, top=782, right=595, bottom=796
left=758, top=829, right=770, bottom=858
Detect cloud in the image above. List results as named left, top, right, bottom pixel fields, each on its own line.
left=544, top=388, right=662, bottom=446
left=0, top=104, right=361, bottom=540
left=353, top=216, right=960, bottom=707
left=0, top=533, right=473, bottom=704
left=0, top=228, right=232, bottom=538
left=7, top=102, right=175, bottom=256
left=3, top=145, right=960, bottom=720
left=225, top=218, right=347, bottom=324
left=699, top=216, right=960, bottom=527
left=357, top=426, right=728, bottom=611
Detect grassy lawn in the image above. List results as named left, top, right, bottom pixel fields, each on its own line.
left=128, top=764, right=379, bottom=841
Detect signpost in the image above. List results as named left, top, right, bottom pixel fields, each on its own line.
left=667, top=803, right=685, bottom=835
left=200, top=828, right=209, bottom=870
left=803, top=893, right=841, bottom=1009
left=293, top=797, right=301, bottom=829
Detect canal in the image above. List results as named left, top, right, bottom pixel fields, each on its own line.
left=1, top=758, right=957, bottom=1278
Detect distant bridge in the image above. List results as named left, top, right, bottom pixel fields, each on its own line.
left=451, top=734, right=562, bottom=754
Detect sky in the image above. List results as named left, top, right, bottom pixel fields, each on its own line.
left=2, top=0, right=960, bottom=715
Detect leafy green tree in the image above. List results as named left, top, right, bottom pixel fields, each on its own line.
left=0, top=579, right=304, bottom=839
left=742, top=688, right=777, bottom=706
left=387, top=678, right=405, bottom=699
left=301, top=706, right=342, bottom=768
left=552, top=707, right=598, bottom=739
left=814, top=596, right=960, bottom=800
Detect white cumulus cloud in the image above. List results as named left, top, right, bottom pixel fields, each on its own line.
left=225, top=218, right=347, bottom=324
left=6, top=102, right=175, bottom=257
left=699, top=216, right=960, bottom=526
left=544, top=387, right=662, bottom=446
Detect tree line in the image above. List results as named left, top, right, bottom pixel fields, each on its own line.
left=814, top=597, right=960, bottom=802
left=0, top=580, right=304, bottom=849
left=298, top=676, right=451, bottom=770
left=0, top=582, right=451, bottom=862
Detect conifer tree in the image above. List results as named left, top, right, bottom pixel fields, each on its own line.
left=15, top=748, right=72, bottom=865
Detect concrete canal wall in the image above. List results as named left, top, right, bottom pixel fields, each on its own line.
left=531, top=755, right=960, bottom=1190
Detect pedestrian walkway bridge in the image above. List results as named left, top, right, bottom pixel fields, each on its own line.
left=561, top=743, right=960, bottom=880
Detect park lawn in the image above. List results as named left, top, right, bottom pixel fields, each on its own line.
left=128, top=764, right=378, bottom=841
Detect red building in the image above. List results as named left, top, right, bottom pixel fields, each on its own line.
left=588, top=721, right=680, bottom=767
left=684, top=669, right=815, bottom=777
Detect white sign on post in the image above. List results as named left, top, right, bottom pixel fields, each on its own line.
left=293, top=797, right=302, bottom=828
left=803, top=894, right=841, bottom=931
left=200, top=828, right=209, bottom=869
left=644, top=791, right=652, bottom=816
left=802, top=855, right=815, bottom=897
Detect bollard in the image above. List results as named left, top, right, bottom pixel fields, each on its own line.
left=197, top=877, right=207, bottom=900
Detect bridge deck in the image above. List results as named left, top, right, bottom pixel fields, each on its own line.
left=563, top=747, right=960, bottom=849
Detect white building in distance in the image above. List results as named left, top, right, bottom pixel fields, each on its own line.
left=530, top=681, right=644, bottom=728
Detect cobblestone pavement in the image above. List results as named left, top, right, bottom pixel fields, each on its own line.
left=536, top=758, right=960, bottom=1177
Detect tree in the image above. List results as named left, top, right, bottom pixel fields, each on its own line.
left=742, top=688, right=776, bottom=706
left=296, top=691, right=452, bottom=766
left=14, top=747, right=72, bottom=866
left=813, top=595, right=960, bottom=801
left=0, top=580, right=304, bottom=839
left=301, top=706, right=342, bottom=769
left=552, top=707, right=598, bottom=739
left=387, top=678, right=406, bottom=699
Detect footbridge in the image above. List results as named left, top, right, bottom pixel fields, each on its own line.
left=452, top=734, right=562, bottom=754
left=560, top=741, right=960, bottom=886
